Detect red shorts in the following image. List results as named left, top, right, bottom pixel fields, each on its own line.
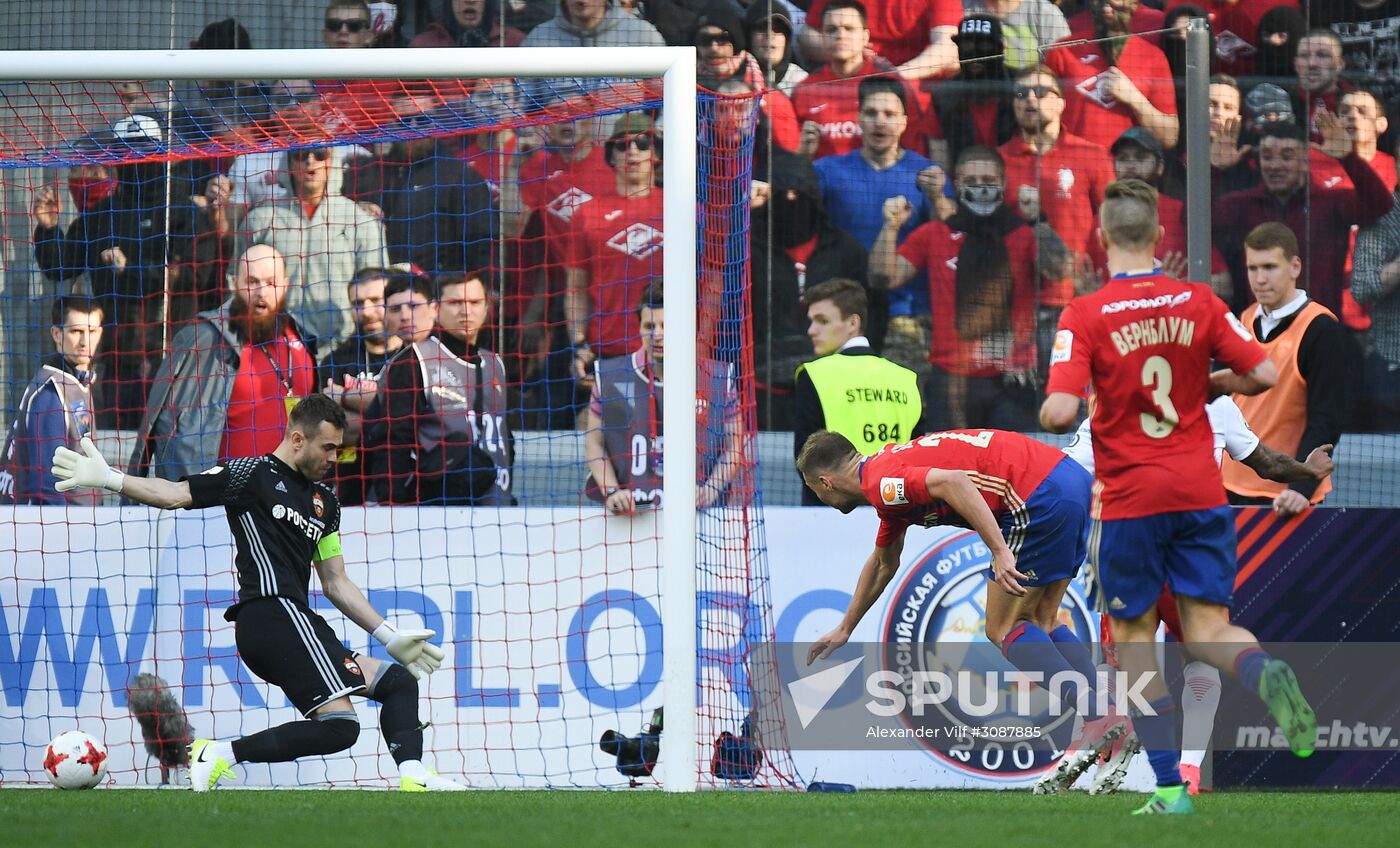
left=1099, top=585, right=1181, bottom=669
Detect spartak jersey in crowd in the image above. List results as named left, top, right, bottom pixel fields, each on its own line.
left=791, top=60, right=927, bottom=159
left=998, top=131, right=1113, bottom=255
left=1165, top=0, right=1294, bottom=76
left=564, top=185, right=665, bottom=357
left=520, top=143, right=615, bottom=248
left=999, top=130, right=1115, bottom=305
left=859, top=429, right=1065, bottom=547
left=1043, top=30, right=1177, bottom=152
left=493, top=143, right=615, bottom=327
left=1045, top=272, right=1267, bottom=519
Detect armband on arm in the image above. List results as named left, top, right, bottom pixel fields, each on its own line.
left=315, top=531, right=343, bottom=562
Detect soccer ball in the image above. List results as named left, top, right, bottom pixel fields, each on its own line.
left=43, top=730, right=108, bottom=789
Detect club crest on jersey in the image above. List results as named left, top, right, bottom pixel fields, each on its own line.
left=606, top=223, right=664, bottom=259
left=1050, top=330, right=1073, bottom=365
left=70, top=400, right=93, bottom=436
left=546, top=187, right=593, bottom=222
left=880, top=477, right=907, bottom=506
left=1075, top=72, right=1118, bottom=109
left=1057, top=168, right=1075, bottom=197
left=312, top=492, right=325, bottom=518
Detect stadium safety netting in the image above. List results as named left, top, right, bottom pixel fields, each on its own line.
left=0, top=57, right=803, bottom=789
left=4, top=0, right=1400, bottom=794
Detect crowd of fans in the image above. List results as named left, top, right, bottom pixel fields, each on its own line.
left=5, top=0, right=1400, bottom=509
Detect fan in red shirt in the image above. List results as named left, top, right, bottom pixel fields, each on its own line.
left=868, top=145, right=1047, bottom=430
left=798, top=427, right=1131, bottom=781
left=565, top=113, right=665, bottom=375
left=1164, top=0, right=1296, bottom=77
left=499, top=120, right=616, bottom=342
left=801, top=0, right=960, bottom=76
left=1040, top=178, right=1316, bottom=813
left=1044, top=0, right=1178, bottom=153
left=1082, top=127, right=1229, bottom=294
left=998, top=65, right=1114, bottom=306
left=791, top=0, right=927, bottom=159
left=220, top=245, right=318, bottom=461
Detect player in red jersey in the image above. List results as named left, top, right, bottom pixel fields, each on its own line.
left=1040, top=178, right=1317, bottom=814
left=1067, top=397, right=1334, bottom=796
left=799, top=428, right=1129, bottom=772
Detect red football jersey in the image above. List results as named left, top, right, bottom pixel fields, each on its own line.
left=1165, top=0, right=1297, bottom=77
left=896, top=219, right=1039, bottom=376
left=791, top=61, right=927, bottom=159
left=564, top=187, right=665, bottom=357
left=860, top=429, right=1065, bottom=547
left=1045, top=273, right=1267, bottom=519
left=221, top=328, right=316, bottom=462
left=521, top=144, right=615, bottom=250
left=1000, top=131, right=1115, bottom=305
left=1043, top=32, right=1177, bottom=151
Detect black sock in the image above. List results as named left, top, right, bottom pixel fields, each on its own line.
left=230, top=717, right=359, bottom=764
left=371, top=664, right=424, bottom=764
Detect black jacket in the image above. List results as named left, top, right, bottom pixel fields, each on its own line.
left=34, top=163, right=204, bottom=318
left=751, top=147, right=872, bottom=399
left=343, top=142, right=496, bottom=275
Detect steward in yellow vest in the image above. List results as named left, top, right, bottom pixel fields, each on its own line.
left=794, top=279, right=924, bottom=505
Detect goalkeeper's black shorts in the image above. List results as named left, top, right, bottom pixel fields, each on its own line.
left=233, top=596, right=367, bottom=717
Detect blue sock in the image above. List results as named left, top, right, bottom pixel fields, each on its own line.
left=1234, top=646, right=1271, bottom=694
left=1003, top=622, right=1097, bottom=716
left=1049, top=625, right=1103, bottom=718
left=1135, top=695, right=1183, bottom=787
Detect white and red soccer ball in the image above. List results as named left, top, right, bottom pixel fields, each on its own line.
left=43, top=730, right=108, bottom=789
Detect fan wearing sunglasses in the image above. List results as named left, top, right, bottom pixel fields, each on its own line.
left=565, top=113, right=665, bottom=397
left=241, top=145, right=389, bottom=344
left=323, top=0, right=375, bottom=49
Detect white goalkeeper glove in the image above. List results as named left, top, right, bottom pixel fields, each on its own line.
left=372, top=620, right=444, bottom=680
left=52, top=437, right=125, bottom=494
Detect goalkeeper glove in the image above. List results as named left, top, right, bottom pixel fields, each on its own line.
left=372, top=621, right=444, bottom=680
left=52, top=437, right=125, bottom=493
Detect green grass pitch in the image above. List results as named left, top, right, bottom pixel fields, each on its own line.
left=4, top=788, right=1399, bottom=848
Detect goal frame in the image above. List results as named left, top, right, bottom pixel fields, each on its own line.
left=0, top=46, right=701, bottom=792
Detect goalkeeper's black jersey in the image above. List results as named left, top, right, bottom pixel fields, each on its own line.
left=185, top=454, right=341, bottom=617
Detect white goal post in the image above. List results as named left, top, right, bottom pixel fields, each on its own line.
left=0, top=46, right=702, bottom=792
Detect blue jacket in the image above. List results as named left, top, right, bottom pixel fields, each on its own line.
left=0, top=354, right=96, bottom=504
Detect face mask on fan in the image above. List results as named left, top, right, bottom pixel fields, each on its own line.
left=959, top=184, right=1003, bottom=217
left=68, top=175, right=118, bottom=211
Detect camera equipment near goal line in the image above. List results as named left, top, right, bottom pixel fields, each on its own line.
left=600, top=707, right=664, bottom=786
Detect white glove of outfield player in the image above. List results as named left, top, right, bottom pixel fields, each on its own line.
left=373, top=621, right=445, bottom=680
left=52, top=437, right=125, bottom=493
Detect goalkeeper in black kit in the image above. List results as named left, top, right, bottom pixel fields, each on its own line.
left=52, top=394, right=465, bottom=792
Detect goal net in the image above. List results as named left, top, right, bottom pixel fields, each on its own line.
left=0, top=49, right=798, bottom=790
